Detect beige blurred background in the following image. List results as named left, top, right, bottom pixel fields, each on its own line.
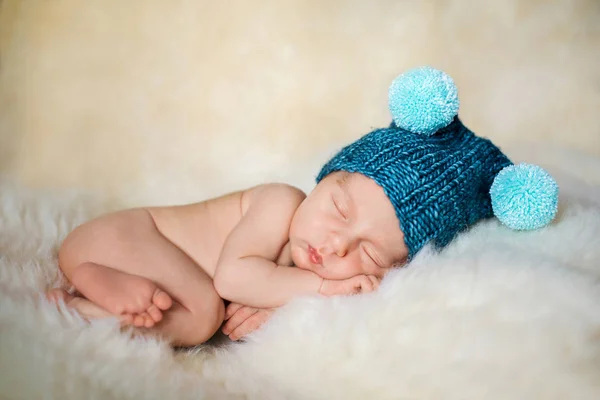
left=0, top=0, right=599, bottom=207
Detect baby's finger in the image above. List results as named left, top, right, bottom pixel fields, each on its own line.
left=368, top=275, right=380, bottom=290
left=358, top=275, right=375, bottom=293
left=229, top=310, right=272, bottom=341
left=224, top=302, right=244, bottom=320
left=222, top=306, right=258, bottom=335
left=351, top=279, right=364, bottom=294
left=119, top=314, right=134, bottom=327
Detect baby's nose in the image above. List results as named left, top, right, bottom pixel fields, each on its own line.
left=321, top=233, right=349, bottom=257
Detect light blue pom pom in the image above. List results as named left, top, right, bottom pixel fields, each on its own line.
left=490, top=163, right=559, bottom=230
left=388, top=66, right=460, bottom=136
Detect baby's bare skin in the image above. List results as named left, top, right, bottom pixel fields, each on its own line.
left=55, top=186, right=286, bottom=345
left=51, top=172, right=407, bottom=346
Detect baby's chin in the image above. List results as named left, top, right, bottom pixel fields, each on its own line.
left=291, top=256, right=309, bottom=271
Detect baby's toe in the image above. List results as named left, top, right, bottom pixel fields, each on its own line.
left=133, top=314, right=146, bottom=327
left=143, top=314, right=155, bottom=328
left=152, top=288, right=172, bottom=311
left=146, top=304, right=163, bottom=323
left=136, top=312, right=154, bottom=328
left=119, top=314, right=134, bottom=327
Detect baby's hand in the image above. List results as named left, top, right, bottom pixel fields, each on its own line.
left=319, top=275, right=380, bottom=297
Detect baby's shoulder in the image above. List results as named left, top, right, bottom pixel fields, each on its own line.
left=241, top=183, right=306, bottom=216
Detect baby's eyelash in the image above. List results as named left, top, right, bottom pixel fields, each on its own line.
left=365, top=250, right=377, bottom=265
left=332, top=198, right=347, bottom=219
left=363, top=247, right=381, bottom=267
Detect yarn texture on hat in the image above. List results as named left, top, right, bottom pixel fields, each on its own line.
left=317, top=118, right=512, bottom=259
left=316, top=66, right=557, bottom=259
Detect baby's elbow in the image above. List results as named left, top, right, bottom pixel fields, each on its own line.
left=213, top=264, right=240, bottom=301
left=212, top=269, right=228, bottom=299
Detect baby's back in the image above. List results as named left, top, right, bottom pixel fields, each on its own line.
left=59, top=184, right=293, bottom=285
left=147, top=189, right=250, bottom=278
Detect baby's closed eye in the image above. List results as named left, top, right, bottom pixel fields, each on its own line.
left=361, top=245, right=382, bottom=267
left=332, top=197, right=348, bottom=219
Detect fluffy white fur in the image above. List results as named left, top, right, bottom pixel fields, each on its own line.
left=1, top=149, right=600, bottom=400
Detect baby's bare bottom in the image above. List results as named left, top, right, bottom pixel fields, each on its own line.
left=57, top=208, right=224, bottom=347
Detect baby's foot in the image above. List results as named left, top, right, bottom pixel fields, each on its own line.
left=116, top=287, right=172, bottom=328
left=121, top=286, right=173, bottom=328
left=71, top=263, right=173, bottom=328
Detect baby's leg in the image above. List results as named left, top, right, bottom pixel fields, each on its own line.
left=58, top=209, right=225, bottom=346
left=70, top=262, right=172, bottom=328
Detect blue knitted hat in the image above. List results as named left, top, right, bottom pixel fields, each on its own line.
left=316, top=66, right=559, bottom=259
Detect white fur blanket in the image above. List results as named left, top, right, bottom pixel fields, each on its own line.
left=1, top=147, right=600, bottom=400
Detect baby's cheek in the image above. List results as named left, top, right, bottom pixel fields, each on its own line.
left=333, top=256, right=364, bottom=280
left=304, top=216, right=323, bottom=233
left=352, top=254, right=371, bottom=276
left=290, top=246, right=310, bottom=271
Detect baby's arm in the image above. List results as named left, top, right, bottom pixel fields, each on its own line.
left=213, top=184, right=323, bottom=308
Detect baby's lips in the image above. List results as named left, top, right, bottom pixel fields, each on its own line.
left=307, top=245, right=322, bottom=265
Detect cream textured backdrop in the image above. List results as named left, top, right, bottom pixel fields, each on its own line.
left=1, top=0, right=599, bottom=206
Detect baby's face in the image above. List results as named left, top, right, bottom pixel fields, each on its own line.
left=289, top=171, right=408, bottom=280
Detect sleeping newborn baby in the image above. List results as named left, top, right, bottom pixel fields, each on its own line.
left=50, top=171, right=403, bottom=346
left=47, top=67, right=559, bottom=347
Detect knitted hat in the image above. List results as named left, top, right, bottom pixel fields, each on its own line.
left=317, top=66, right=559, bottom=259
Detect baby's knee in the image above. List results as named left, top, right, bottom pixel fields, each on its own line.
left=57, top=231, right=82, bottom=278
left=57, top=220, right=99, bottom=273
